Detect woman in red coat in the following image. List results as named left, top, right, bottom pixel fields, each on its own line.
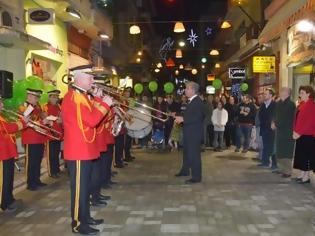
left=293, top=86, right=315, bottom=184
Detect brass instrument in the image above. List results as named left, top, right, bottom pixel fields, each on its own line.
left=1, top=109, right=62, bottom=140
left=92, top=84, right=171, bottom=122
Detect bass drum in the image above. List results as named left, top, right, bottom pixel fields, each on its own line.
left=125, top=108, right=152, bottom=139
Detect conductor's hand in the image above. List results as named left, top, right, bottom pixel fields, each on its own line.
left=175, top=116, right=183, bottom=124
left=102, top=95, right=113, bottom=107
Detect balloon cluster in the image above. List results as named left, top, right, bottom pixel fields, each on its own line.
left=3, top=76, right=56, bottom=110
left=133, top=81, right=175, bottom=95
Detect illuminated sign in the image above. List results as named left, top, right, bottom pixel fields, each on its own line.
left=229, top=68, right=245, bottom=79
left=207, top=74, right=215, bottom=81
left=28, top=8, right=55, bottom=24
left=253, top=56, right=275, bottom=73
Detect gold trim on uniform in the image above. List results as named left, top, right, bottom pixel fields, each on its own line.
left=16, top=121, right=23, bottom=130
left=94, top=102, right=108, bottom=116
left=74, top=160, right=81, bottom=230
left=25, top=145, right=29, bottom=180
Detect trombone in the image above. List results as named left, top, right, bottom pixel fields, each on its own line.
left=92, top=84, right=171, bottom=122
left=1, top=108, right=62, bottom=140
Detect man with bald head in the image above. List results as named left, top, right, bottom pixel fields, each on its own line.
left=272, top=87, right=296, bottom=178
left=62, top=65, right=113, bottom=235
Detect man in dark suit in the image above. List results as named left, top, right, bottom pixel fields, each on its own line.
left=175, top=82, right=204, bottom=184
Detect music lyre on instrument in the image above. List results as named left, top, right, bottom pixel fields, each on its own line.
left=1, top=108, right=62, bottom=140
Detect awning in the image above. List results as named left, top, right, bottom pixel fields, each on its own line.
left=0, top=26, right=51, bottom=50
left=259, top=0, right=315, bottom=44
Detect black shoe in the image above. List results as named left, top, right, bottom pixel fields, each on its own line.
left=27, top=186, right=38, bottom=191
left=112, top=171, right=118, bottom=175
left=235, top=149, right=240, bottom=152
left=50, top=174, right=59, bottom=179
left=185, top=179, right=201, bottom=184
left=131, top=156, right=136, bottom=160
left=124, top=158, right=133, bottom=162
left=91, top=200, right=107, bottom=207
left=292, top=177, right=303, bottom=182
left=87, top=217, right=104, bottom=225
left=72, top=225, right=99, bottom=235
left=114, top=164, right=124, bottom=168
left=298, top=179, right=311, bottom=184
left=36, top=182, right=47, bottom=187
left=109, top=181, right=117, bottom=185
left=3, top=205, right=17, bottom=212
left=175, top=173, right=189, bottom=177
left=241, top=149, right=248, bottom=153
left=98, top=194, right=111, bottom=201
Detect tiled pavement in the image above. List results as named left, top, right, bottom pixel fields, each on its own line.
left=1, top=149, right=315, bottom=236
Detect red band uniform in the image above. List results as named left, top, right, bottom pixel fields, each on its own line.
left=19, top=89, right=47, bottom=191
left=0, top=96, right=26, bottom=211
left=61, top=85, right=110, bottom=233
left=42, top=89, right=63, bottom=178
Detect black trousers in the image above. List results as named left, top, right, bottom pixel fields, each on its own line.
left=124, top=134, right=132, bottom=159
left=25, top=144, right=45, bottom=188
left=90, top=158, right=101, bottom=201
left=224, top=123, right=235, bottom=147
left=261, top=131, right=275, bottom=166
left=207, top=124, right=214, bottom=147
left=0, top=158, right=15, bottom=210
left=46, top=140, right=61, bottom=176
left=100, top=144, right=113, bottom=185
left=115, top=134, right=124, bottom=166
left=67, top=160, right=92, bottom=230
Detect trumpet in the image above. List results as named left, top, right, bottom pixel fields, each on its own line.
left=92, top=84, right=171, bottom=122
left=1, top=109, right=62, bottom=140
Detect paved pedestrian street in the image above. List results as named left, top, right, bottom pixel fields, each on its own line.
left=1, top=149, right=315, bottom=236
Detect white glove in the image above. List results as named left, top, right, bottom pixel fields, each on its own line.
left=102, top=95, right=113, bottom=107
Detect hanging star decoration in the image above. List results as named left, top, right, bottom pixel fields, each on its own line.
left=205, top=27, right=213, bottom=36
left=187, top=29, right=198, bottom=47
left=159, top=37, right=174, bottom=62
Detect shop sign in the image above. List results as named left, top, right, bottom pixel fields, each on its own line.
left=207, top=74, right=215, bottom=81
left=253, top=56, right=275, bottom=73
left=28, top=8, right=55, bottom=24
left=229, top=68, right=245, bottom=79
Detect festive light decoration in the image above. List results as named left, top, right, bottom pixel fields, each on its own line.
left=201, top=65, right=205, bottom=69
left=221, top=21, right=232, bottom=29
left=191, top=69, right=198, bottom=75
left=210, top=49, right=219, bottom=56
left=157, top=63, right=163, bottom=68
left=154, top=68, right=160, bottom=73
left=174, top=22, right=185, bottom=33
left=164, top=82, right=175, bottom=94
left=187, top=29, right=198, bottom=47
left=148, top=81, right=158, bottom=92
left=178, top=41, right=185, bottom=47
left=137, top=51, right=142, bottom=56
left=179, top=64, right=184, bottom=69
left=136, top=58, right=141, bottom=63
left=130, top=25, right=141, bottom=34
left=175, top=49, right=183, bottom=58
left=134, top=83, right=144, bottom=94
left=166, top=58, right=175, bottom=67
left=159, top=37, right=174, bottom=62
left=201, top=57, right=207, bottom=63
left=205, top=27, right=213, bottom=36
left=215, top=63, right=221, bottom=68
left=240, top=82, right=249, bottom=92
left=175, top=70, right=179, bottom=75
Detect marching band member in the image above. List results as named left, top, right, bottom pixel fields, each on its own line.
left=61, top=66, right=113, bottom=235
left=0, top=95, right=27, bottom=211
left=19, top=88, right=49, bottom=191
left=42, top=90, right=63, bottom=178
left=101, top=107, right=116, bottom=189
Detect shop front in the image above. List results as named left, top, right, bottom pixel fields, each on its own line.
left=24, top=0, right=69, bottom=95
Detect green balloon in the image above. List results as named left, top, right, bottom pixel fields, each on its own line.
left=148, top=81, right=158, bottom=92
left=3, top=98, right=16, bottom=110
left=26, top=76, right=44, bottom=90
left=134, top=83, right=144, bottom=94
left=241, top=83, right=249, bottom=92
left=212, top=79, right=222, bottom=89
left=164, top=82, right=174, bottom=94
left=13, top=80, right=27, bottom=102
left=39, top=92, right=49, bottom=105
